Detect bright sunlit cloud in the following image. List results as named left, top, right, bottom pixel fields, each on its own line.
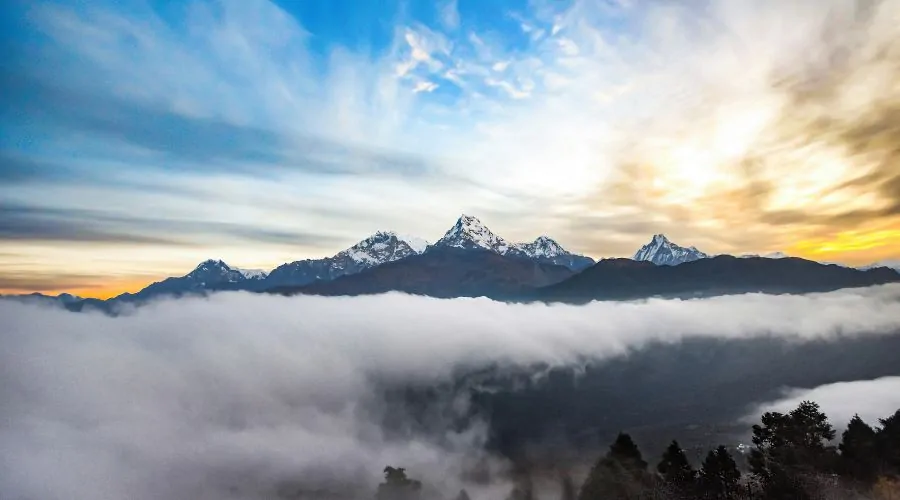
left=1, top=0, right=899, bottom=295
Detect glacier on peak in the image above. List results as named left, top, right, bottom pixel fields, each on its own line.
left=236, top=268, right=268, bottom=279
left=434, top=214, right=518, bottom=255
left=633, top=234, right=709, bottom=266
left=432, top=215, right=593, bottom=270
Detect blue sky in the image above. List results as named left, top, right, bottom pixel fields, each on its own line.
left=2, top=0, right=899, bottom=295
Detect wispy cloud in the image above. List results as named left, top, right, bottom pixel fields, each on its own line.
left=439, top=0, right=460, bottom=31
left=2, top=0, right=899, bottom=295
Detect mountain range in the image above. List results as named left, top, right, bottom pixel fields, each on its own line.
left=5, top=214, right=899, bottom=309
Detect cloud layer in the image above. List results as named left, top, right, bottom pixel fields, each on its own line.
left=749, top=376, right=900, bottom=433
left=3, top=286, right=900, bottom=499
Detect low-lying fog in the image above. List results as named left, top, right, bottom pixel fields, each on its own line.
left=3, top=285, right=900, bottom=500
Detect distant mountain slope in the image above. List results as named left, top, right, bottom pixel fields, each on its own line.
left=265, top=231, right=428, bottom=289
left=535, top=255, right=900, bottom=303
left=117, top=259, right=247, bottom=301
left=633, top=234, right=709, bottom=265
left=861, top=260, right=900, bottom=271
left=0, top=292, right=82, bottom=306
left=276, top=246, right=575, bottom=299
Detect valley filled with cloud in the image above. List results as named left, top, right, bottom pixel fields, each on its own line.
left=3, top=287, right=900, bottom=499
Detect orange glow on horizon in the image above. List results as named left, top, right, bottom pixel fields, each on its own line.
left=67, top=279, right=156, bottom=299
left=788, top=225, right=900, bottom=265
left=0, top=278, right=156, bottom=300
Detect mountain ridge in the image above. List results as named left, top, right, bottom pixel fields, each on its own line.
left=8, top=214, right=899, bottom=308
left=535, top=255, right=900, bottom=303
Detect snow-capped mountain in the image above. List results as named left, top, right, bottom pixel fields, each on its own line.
left=633, top=234, right=709, bottom=266
left=185, top=259, right=246, bottom=285
left=335, top=231, right=428, bottom=265
left=519, top=235, right=568, bottom=258
left=236, top=268, right=268, bottom=279
left=518, top=235, right=594, bottom=270
left=117, top=259, right=249, bottom=301
left=434, top=214, right=522, bottom=255
left=105, top=215, right=591, bottom=300
left=432, top=215, right=592, bottom=270
left=265, top=231, right=428, bottom=288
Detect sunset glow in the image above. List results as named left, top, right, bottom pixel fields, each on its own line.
left=2, top=0, right=899, bottom=298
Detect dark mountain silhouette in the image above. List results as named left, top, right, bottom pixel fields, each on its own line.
left=533, top=255, right=900, bottom=303
left=272, top=246, right=574, bottom=299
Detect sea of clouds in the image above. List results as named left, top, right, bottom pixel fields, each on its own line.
left=3, top=285, right=900, bottom=500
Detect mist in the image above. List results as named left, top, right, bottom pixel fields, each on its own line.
left=749, top=376, right=900, bottom=432
left=3, top=285, right=900, bottom=500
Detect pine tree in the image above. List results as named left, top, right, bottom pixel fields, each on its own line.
left=699, top=446, right=741, bottom=499
left=578, top=433, right=649, bottom=500
left=608, top=433, right=648, bottom=473
left=838, top=414, right=878, bottom=483
left=578, top=457, right=646, bottom=500
left=657, top=440, right=696, bottom=487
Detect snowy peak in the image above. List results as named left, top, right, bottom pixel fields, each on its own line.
left=519, top=236, right=568, bottom=258
left=394, top=233, right=429, bottom=254
left=236, top=268, right=268, bottom=279
left=193, top=259, right=229, bottom=272
left=432, top=216, right=593, bottom=270
left=187, top=259, right=245, bottom=283
left=518, top=235, right=594, bottom=270
left=633, top=234, right=709, bottom=266
left=435, top=214, right=517, bottom=255
left=336, top=231, right=428, bottom=266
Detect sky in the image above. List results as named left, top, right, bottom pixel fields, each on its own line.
left=1, top=0, right=899, bottom=298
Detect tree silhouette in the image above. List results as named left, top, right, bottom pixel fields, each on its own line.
left=657, top=440, right=696, bottom=490
left=376, top=466, right=422, bottom=500
left=608, top=433, right=648, bottom=473
left=838, top=414, right=879, bottom=484
left=749, top=401, right=836, bottom=499
left=877, top=409, right=900, bottom=474
left=578, top=433, right=649, bottom=500
left=699, top=446, right=740, bottom=499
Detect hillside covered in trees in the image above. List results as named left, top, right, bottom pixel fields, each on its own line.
left=378, top=401, right=900, bottom=500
